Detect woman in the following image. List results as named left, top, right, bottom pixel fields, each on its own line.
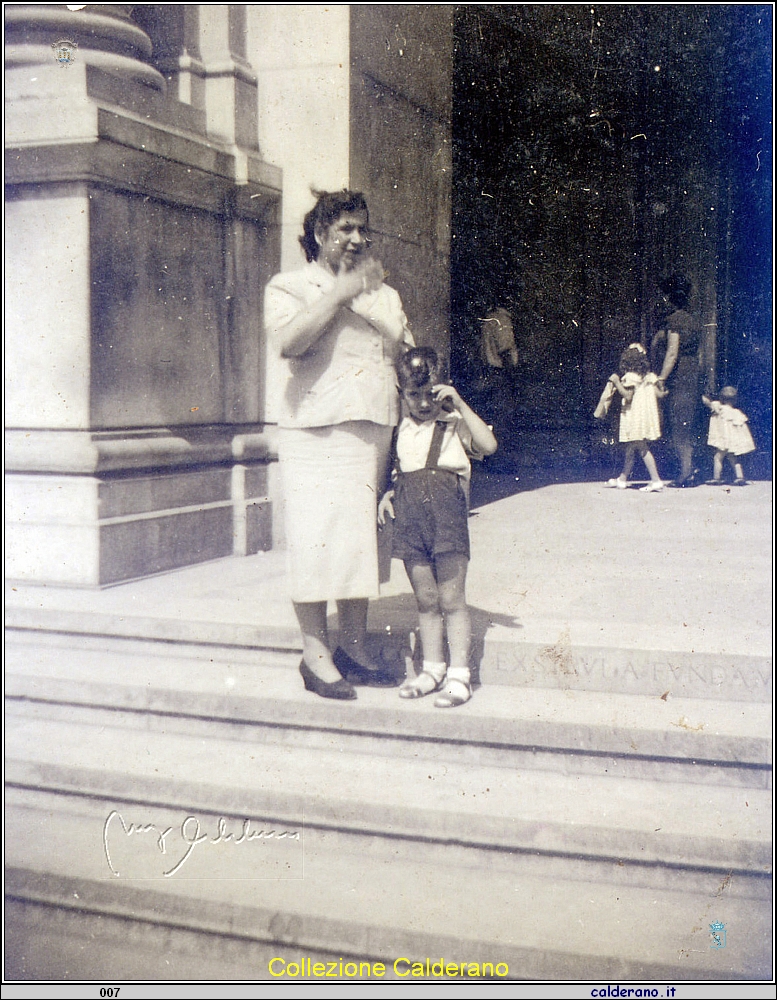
left=264, top=190, right=414, bottom=699
left=651, top=274, right=703, bottom=487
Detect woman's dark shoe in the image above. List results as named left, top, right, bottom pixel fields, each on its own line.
left=299, top=659, right=356, bottom=700
left=333, top=647, right=400, bottom=687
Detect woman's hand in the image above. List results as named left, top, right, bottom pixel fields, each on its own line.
left=361, top=258, right=385, bottom=292
left=276, top=257, right=385, bottom=358
left=377, top=490, right=395, bottom=526
left=658, top=330, right=680, bottom=382
left=335, top=257, right=385, bottom=304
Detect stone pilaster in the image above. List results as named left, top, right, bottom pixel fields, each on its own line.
left=5, top=5, right=281, bottom=586
left=199, top=4, right=259, bottom=155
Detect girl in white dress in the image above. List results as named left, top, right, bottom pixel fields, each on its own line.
left=702, top=387, right=756, bottom=486
left=598, top=344, right=667, bottom=492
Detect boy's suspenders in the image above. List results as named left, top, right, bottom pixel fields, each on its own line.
left=425, top=420, right=448, bottom=469
left=423, top=418, right=470, bottom=510
left=392, top=419, right=448, bottom=478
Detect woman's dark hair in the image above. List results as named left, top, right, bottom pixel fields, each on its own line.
left=299, top=189, right=369, bottom=262
left=619, top=345, right=650, bottom=378
left=397, top=347, right=442, bottom=389
left=659, top=273, right=691, bottom=310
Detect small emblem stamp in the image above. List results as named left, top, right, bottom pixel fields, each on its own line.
left=51, top=39, right=78, bottom=68
left=709, top=920, right=727, bottom=949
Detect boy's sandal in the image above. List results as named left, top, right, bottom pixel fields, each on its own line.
left=639, top=481, right=663, bottom=492
left=733, top=478, right=748, bottom=486
left=434, top=679, right=472, bottom=709
left=399, top=672, right=443, bottom=699
left=705, top=479, right=723, bottom=485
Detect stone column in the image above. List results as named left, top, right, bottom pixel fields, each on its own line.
left=5, top=3, right=165, bottom=89
left=5, top=4, right=281, bottom=586
left=132, top=4, right=206, bottom=107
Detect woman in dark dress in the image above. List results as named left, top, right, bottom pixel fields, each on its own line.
left=652, top=275, right=703, bottom=487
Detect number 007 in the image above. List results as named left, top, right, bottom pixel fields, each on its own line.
left=100, top=990, right=120, bottom=998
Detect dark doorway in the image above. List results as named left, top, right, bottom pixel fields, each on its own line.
left=451, top=5, right=771, bottom=482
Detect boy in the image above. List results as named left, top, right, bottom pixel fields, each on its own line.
left=378, top=347, right=498, bottom=707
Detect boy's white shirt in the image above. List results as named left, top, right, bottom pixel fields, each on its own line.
left=394, top=411, right=483, bottom=481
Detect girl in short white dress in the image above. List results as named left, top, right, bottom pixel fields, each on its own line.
left=597, top=344, right=667, bottom=492
left=702, top=387, right=756, bottom=486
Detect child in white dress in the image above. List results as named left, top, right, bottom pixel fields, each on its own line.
left=702, top=387, right=756, bottom=485
left=596, top=344, right=667, bottom=492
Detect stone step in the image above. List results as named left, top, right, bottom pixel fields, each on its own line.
left=476, top=634, right=771, bottom=704
left=7, top=600, right=770, bottom=703
left=6, top=709, right=770, bottom=874
left=5, top=787, right=771, bottom=981
left=7, top=632, right=771, bottom=981
left=5, top=633, right=771, bottom=787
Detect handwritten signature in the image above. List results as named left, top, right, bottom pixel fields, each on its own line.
left=103, top=811, right=300, bottom=878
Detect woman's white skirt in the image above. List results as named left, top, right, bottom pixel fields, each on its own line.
left=278, top=421, right=392, bottom=603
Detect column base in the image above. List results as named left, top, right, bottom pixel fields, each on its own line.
left=5, top=429, right=275, bottom=587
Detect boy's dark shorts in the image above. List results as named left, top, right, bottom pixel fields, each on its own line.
left=392, top=469, right=470, bottom=563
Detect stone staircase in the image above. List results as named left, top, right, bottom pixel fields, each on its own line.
left=5, top=620, right=772, bottom=981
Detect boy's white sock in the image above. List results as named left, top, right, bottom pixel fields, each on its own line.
left=446, top=665, right=471, bottom=686
left=423, top=660, right=447, bottom=683
left=399, top=659, right=447, bottom=699
left=434, top=664, right=472, bottom=708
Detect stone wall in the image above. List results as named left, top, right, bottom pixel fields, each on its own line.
left=350, top=5, right=454, bottom=359
left=5, top=6, right=281, bottom=585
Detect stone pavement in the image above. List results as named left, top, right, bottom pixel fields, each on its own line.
left=7, top=476, right=772, bottom=672
left=5, top=476, right=773, bottom=981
